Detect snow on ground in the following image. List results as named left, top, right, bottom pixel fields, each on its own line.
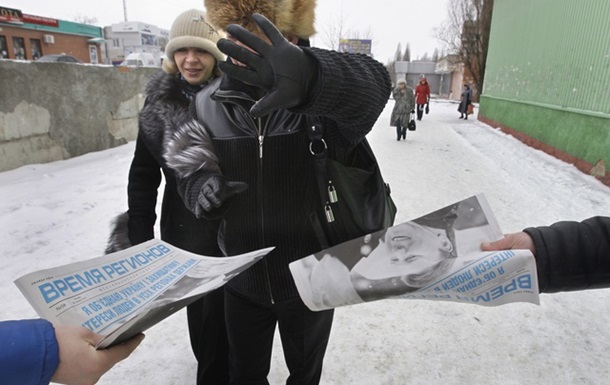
left=1, top=100, right=609, bottom=384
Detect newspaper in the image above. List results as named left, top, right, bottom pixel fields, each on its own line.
left=289, top=193, right=539, bottom=311
left=14, top=239, right=273, bottom=349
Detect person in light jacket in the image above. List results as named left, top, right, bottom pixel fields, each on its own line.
left=390, top=79, right=415, bottom=141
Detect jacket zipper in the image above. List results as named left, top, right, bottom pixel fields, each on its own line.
left=256, top=116, right=275, bottom=304
left=220, top=94, right=276, bottom=305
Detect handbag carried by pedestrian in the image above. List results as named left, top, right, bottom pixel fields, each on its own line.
left=407, top=111, right=416, bottom=131
left=306, top=121, right=397, bottom=248
left=425, top=104, right=430, bottom=114
left=467, top=103, right=474, bottom=115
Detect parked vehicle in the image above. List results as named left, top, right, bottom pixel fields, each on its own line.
left=119, top=53, right=158, bottom=67
left=36, top=54, right=82, bottom=63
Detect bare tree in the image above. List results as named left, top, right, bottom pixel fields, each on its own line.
left=73, top=14, right=99, bottom=25
left=319, top=13, right=350, bottom=51
left=394, top=43, right=403, bottom=62
left=387, top=60, right=396, bottom=86
left=318, top=12, right=375, bottom=56
left=402, top=43, right=411, bottom=62
left=434, top=0, right=493, bottom=98
left=432, top=48, right=441, bottom=62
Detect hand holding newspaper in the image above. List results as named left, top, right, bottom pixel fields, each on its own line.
left=15, top=239, right=273, bottom=349
left=289, top=193, right=539, bottom=311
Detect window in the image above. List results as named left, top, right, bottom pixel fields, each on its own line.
left=141, top=33, right=157, bottom=46
left=30, top=38, right=42, bottom=60
left=0, top=36, right=8, bottom=59
left=12, top=37, right=26, bottom=60
left=89, top=45, right=98, bottom=64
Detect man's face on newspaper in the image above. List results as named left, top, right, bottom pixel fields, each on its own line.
left=380, top=222, right=453, bottom=275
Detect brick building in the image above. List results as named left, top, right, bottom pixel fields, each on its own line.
left=0, top=5, right=103, bottom=63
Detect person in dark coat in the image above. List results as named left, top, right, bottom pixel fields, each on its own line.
left=163, top=1, right=392, bottom=383
left=481, top=216, right=610, bottom=292
left=458, top=83, right=473, bottom=119
left=104, top=9, right=231, bottom=385
left=390, top=79, right=415, bottom=141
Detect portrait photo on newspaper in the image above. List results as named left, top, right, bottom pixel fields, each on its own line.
left=289, top=194, right=539, bottom=311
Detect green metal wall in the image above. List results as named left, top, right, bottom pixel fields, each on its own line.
left=480, top=0, right=610, bottom=175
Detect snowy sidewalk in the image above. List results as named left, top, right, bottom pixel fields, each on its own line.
left=1, top=100, right=609, bottom=385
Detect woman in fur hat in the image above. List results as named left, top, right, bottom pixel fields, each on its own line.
left=104, top=9, right=232, bottom=385
left=163, top=1, right=392, bottom=383
left=390, top=79, right=415, bottom=140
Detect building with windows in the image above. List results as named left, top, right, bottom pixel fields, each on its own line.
left=0, top=5, right=103, bottom=63
left=394, top=61, right=440, bottom=94
left=103, top=21, right=168, bottom=66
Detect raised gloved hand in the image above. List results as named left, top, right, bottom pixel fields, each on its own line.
left=217, top=13, right=318, bottom=117
left=195, top=174, right=249, bottom=219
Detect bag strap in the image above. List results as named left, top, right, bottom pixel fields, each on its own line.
left=306, top=121, right=338, bottom=224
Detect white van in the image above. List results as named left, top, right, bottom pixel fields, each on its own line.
left=120, top=53, right=158, bottom=67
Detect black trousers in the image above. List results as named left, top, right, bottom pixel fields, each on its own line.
left=416, top=104, right=426, bottom=120
left=395, top=125, right=406, bottom=139
left=225, top=289, right=334, bottom=385
left=187, top=287, right=230, bottom=385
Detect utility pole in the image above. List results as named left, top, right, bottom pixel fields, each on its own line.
left=123, top=0, right=128, bottom=21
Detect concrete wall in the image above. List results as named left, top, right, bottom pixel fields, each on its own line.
left=0, top=60, right=160, bottom=172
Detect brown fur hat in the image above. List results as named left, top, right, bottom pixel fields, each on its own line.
left=204, top=0, right=316, bottom=39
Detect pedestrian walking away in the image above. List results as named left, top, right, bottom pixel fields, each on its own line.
left=458, top=84, right=473, bottom=120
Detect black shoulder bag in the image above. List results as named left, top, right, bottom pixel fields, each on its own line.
left=307, top=121, right=397, bottom=248
left=408, top=111, right=417, bottom=131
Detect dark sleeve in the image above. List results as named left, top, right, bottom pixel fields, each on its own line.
left=127, top=132, right=161, bottom=244
left=0, top=319, right=58, bottom=385
left=174, top=169, right=208, bottom=217
left=297, top=48, right=392, bottom=146
left=524, top=216, right=610, bottom=293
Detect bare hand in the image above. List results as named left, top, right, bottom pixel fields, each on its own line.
left=51, top=326, right=144, bottom=385
left=481, top=232, right=536, bottom=255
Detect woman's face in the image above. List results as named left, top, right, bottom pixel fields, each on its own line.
left=174, top=47, right=216, bottom=85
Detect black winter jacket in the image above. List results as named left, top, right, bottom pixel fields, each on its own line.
left=525, top=216, right=610, bottom=293
left=125, top=71, right=221, bottom=256
left=167, top=47, right=392, bottom=305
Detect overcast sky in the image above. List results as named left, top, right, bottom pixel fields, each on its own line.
left=9, top=0, right=448, bottom=62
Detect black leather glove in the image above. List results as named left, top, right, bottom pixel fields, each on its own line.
left=217, top=13, right=318, bottom=117
left=195, top=174, right=249, bottom=219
